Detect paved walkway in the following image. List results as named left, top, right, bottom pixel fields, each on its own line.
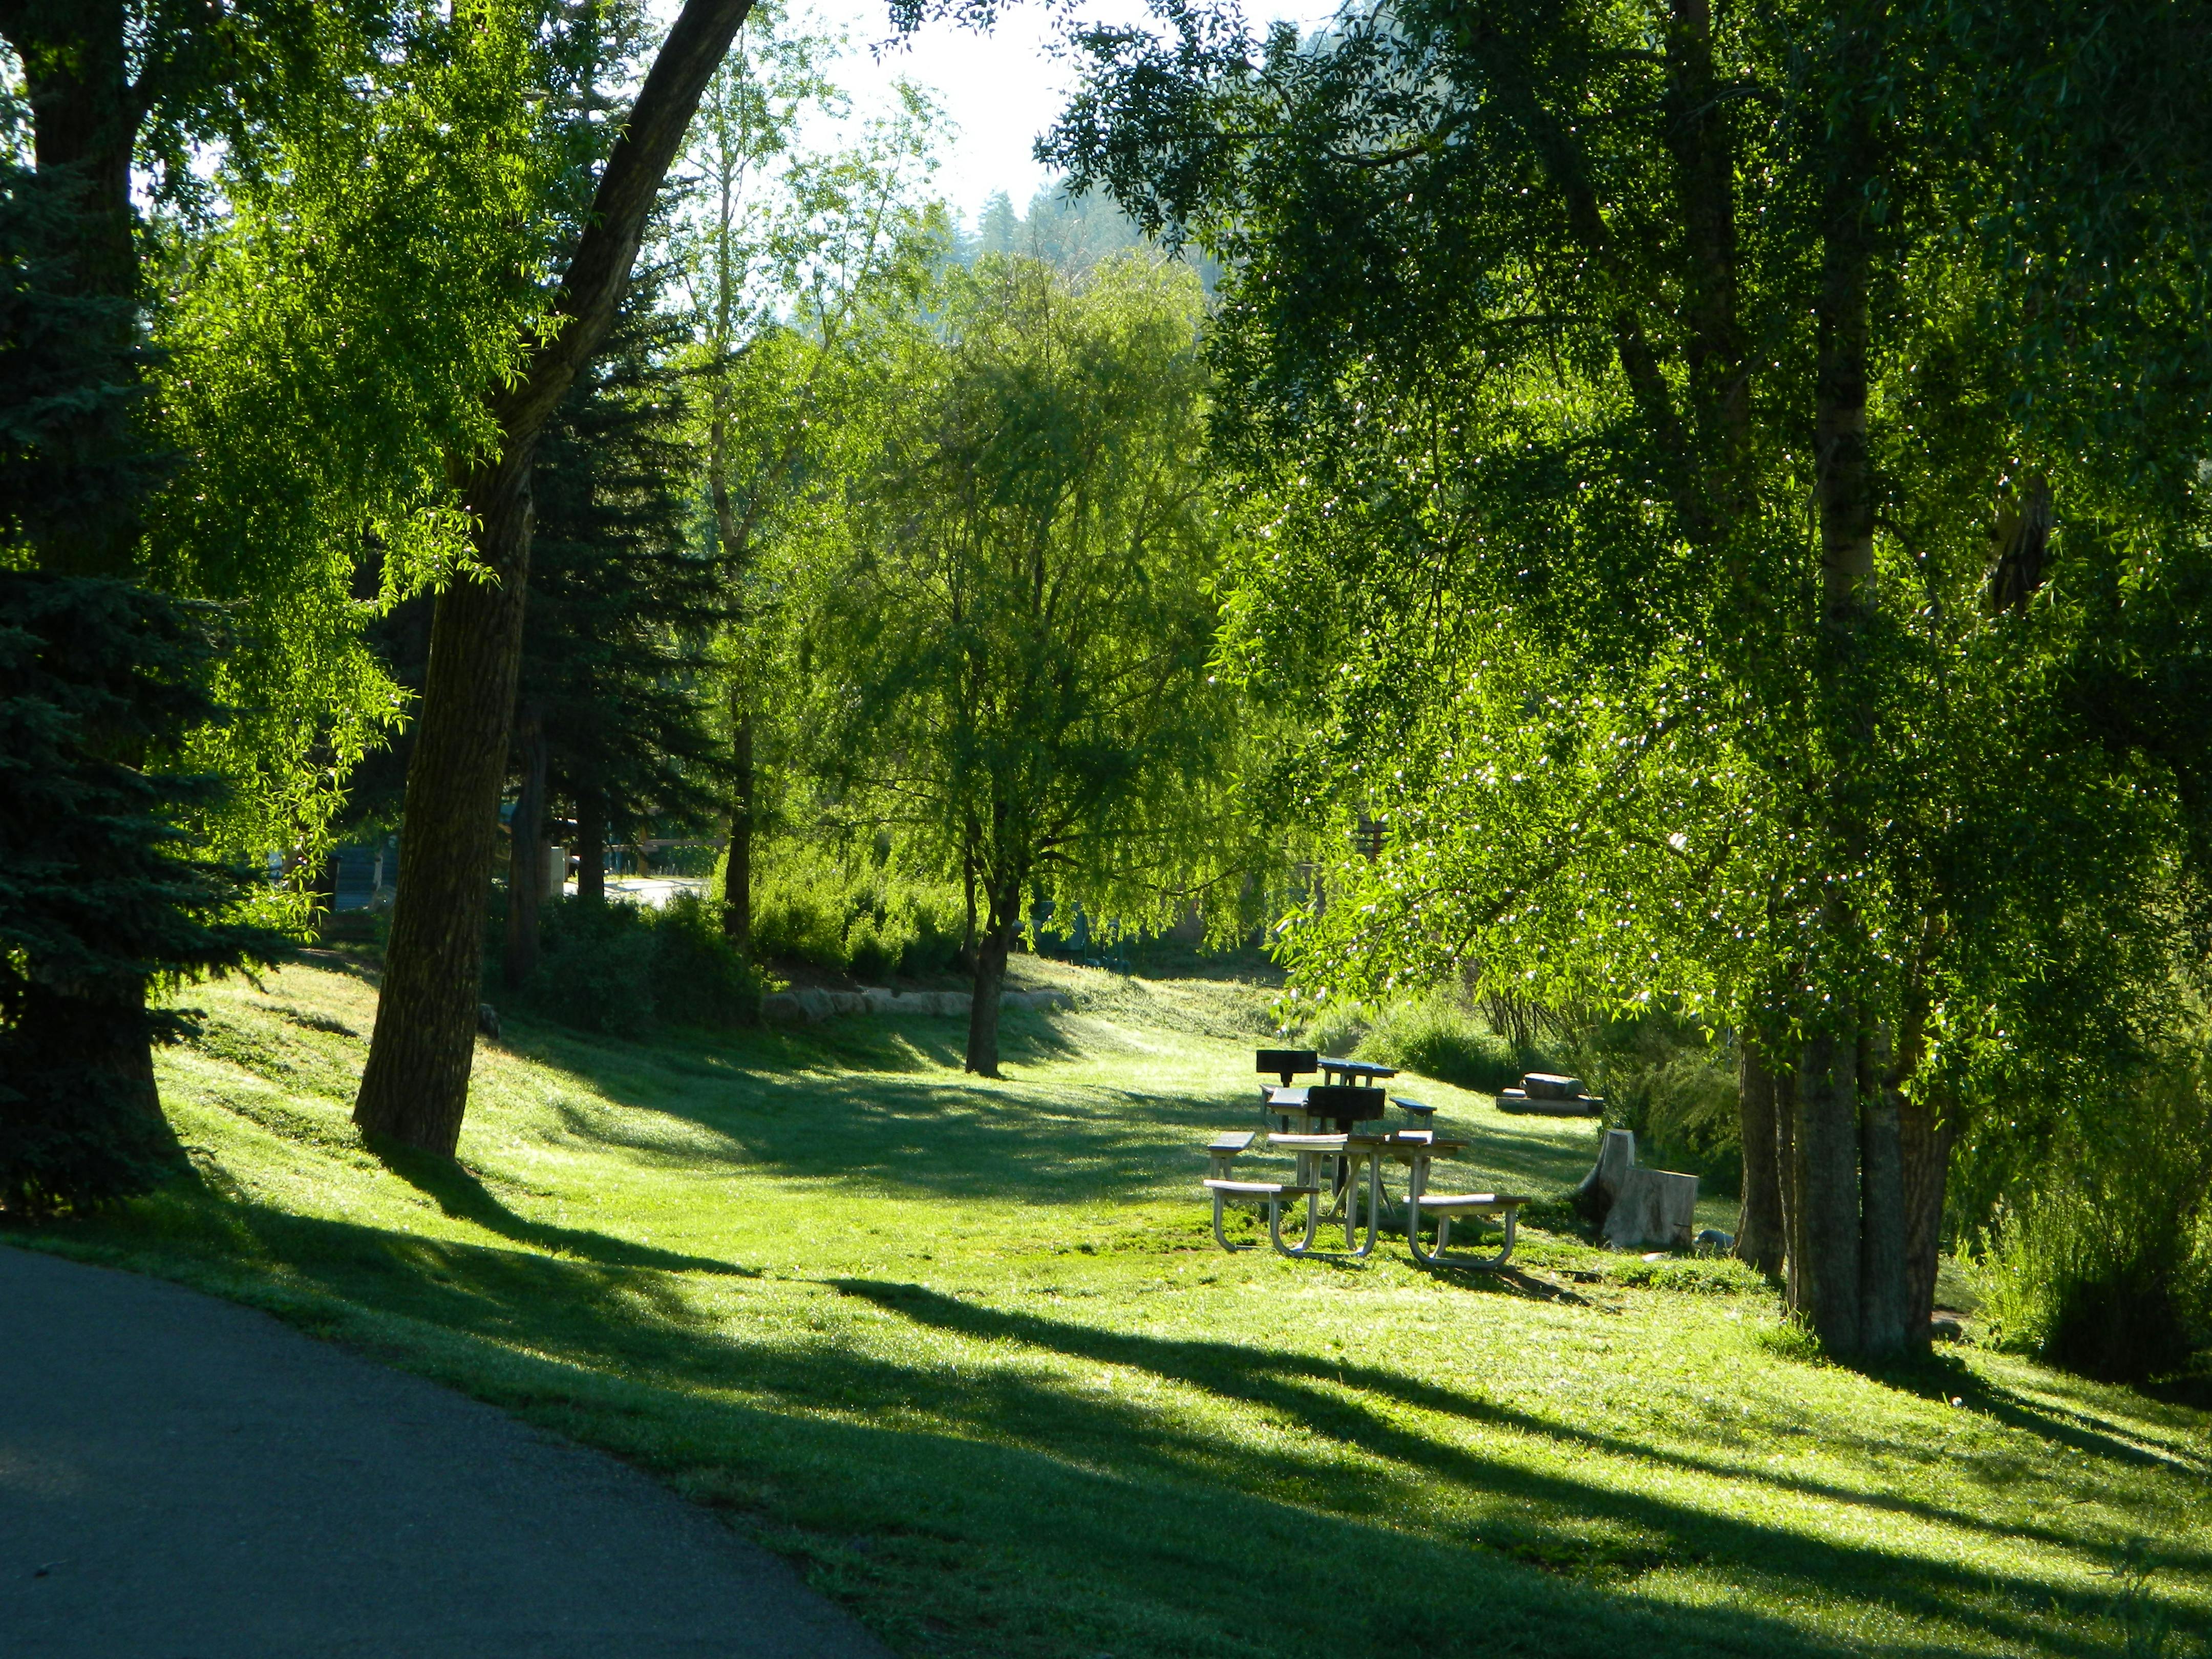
left=0, top=1247, right=893, bottom=1658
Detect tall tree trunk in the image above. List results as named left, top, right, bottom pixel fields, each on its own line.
left=356, top=454, right=535, bottom=1153
left=1900, top=1091, right=1954, bottom=1333
left=721, top=707, right=753, bottom=947
left=959, top=843, right=979, bottom=974
left=965, top=880, right=1019, bottom=1077
left=576, top=785, right=607, bottom=901
left=354, top=0, right=756, bottom=1155
left=1890, top=977, right=1945, bottom=1339
left=1774, top=1055, right=1801, bottom=1304
left=1794, top=1020, right=1863, bottom=1354
left=1735, top=1034, right=1786, bottom=1276
left=1858, top=1027, right=1910, bottom=1356
left=1798, top=66, right=1881, bottom=1357
left=504, top=703, right=548, bottom=990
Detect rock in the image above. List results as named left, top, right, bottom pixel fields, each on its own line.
left=1694, top=1227, right=1735, bottom=1256
left=476, top=1003, right=501, bottom=1040
left=826, top=990, right=866, bottom=1016
left=791, top=989, right=836, bottom=1023
left=1522, top=1072, right=1586, bottom=1101
left=1929, top=1314, right=1968, bottom=1343
left=758, top=992, right=801, bottom=1022
left=1602, top=1166, right=1699, bottom=1250
left=861, top=987, right=901, bottom=1014
left=936, top=991, right=972, bottom=1017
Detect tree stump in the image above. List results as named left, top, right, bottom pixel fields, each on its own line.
left=1584, top=1129, right=1637, bottom=1203
left=1602, top=1167, right=1700, bottom=1250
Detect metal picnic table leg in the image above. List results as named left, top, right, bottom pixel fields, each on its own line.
left=1344, top=1147, right=1379, bottom=1258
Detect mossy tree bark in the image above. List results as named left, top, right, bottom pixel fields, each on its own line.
left=355, top=0, right=758, bottom=1155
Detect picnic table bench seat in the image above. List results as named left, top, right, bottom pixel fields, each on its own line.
left=1201, top=1169, right=1328, bottom=1254
left=1391, top=1094, right=1438, bottom=1125
left=1406, top=1187, right=1533, bottom=1270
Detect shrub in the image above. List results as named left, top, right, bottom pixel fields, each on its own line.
left=525, top=894, right=762, bottom=1035
left=1301, top=1003, right=1370, bottom=1062
left=528, top=899, right=657, bottom=1034
left=649, top=894, right=762, bottom=1028
left=1352, top=991, right=1525, bottom=1093
left=1978, top=1063, right=2212, bottom=1382
left=737, top=840, right=968, bottom=980
left=1979, top=1193, right=2206, bottom=1382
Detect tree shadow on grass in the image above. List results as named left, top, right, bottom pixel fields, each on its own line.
left=831, top=1279, right=2212, bottom=1593
left=1869, top=1348, right=2212, bottom=1475
left=367, top=1139, right=758, bottom=1279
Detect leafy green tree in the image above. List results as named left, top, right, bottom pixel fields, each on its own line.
left=796, top=254, right=1247, bottom=1073
left=1049, top=0, right=2212, bottom=1354
left=670, top=35, right=944, bottom=951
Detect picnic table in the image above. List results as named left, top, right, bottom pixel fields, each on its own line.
left=1317, top=1056, right=1396, bottom=1087
left=1207, top=1051, right=1532, bottom=1266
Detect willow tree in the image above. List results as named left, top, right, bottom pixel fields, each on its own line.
left=795, top=254, right=1247, bottom=1074
left=671, top=33, right=942, bottom=950
left=1049, top=0, right=2212, bottom=1355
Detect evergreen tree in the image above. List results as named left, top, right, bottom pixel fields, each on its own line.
left=0, top=163, right=279, bottom=1213
left=504, top=270, right=734, bottom=991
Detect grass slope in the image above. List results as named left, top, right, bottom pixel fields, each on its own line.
left=10, top=956, right=2209, bottom=1659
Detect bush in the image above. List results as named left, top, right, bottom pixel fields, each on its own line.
left=525, top=894, right=762, bottom=1035
left=737, top=841, right=967, bottom=980
left=1351, top=991, right=1526, bottom=1093
left=528, top=900, right=657, bottom=1034
left=649, top=894, right=761, bottom=1028
left=1980, top=1194, right=2202, bottom=1382
left=1978, top=1062, right=2212, bottom=1382
left=1299, top=1003, right=1369, bottom=1063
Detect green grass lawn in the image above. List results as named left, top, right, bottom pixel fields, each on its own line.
left=10, top=954, right=2209, bottom=1658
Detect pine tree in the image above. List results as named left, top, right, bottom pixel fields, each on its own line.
left=0, top=163, right=280, bottom=1213
left=503, top=270, right=734, bottom=988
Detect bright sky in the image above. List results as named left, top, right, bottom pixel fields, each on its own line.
left=802, top=0, right=1155, bottom=222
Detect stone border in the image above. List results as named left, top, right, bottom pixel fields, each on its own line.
left=758, top=987, right=1074, bottom=1023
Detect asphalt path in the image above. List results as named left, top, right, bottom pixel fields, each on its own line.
left=0, top=1247, right=894, bottom=1658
